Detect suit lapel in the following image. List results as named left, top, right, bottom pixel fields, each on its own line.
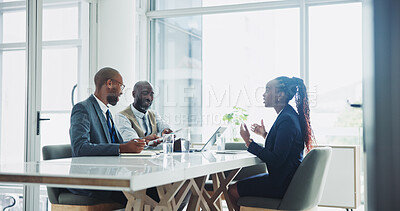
left=265, top=105, right=290, bottom=148
left=89, top=95, right=112, bottom=143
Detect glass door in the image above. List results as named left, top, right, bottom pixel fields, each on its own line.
left=37, top=1, right=91, bottom=209
left=39, top=0, right=90, bottom=158
left=0, top=0, right=91, bottom=210
left=0, top=0, right=28, bottom=209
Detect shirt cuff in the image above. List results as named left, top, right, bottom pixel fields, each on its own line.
left=246, top=139, right=253, bottom=148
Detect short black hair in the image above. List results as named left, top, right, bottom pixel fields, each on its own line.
left=94, top=67, right=120, bottom=89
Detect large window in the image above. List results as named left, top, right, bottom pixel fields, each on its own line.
left=149, top=0, right=362, bottom=145
left=0, top=0, right=90, bottom=210
left=309, top=3, right=362, bottom=145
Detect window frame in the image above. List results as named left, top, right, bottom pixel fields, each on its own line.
left=139, top=0, right=362, bottom=85
left=0, top=0, right=92, bottom=210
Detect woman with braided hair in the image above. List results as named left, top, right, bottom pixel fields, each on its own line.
left=227, top=76, right=315, bottom=211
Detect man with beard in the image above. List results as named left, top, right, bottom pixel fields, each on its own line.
left=115, top=81, right=172, bottom=147
left=115, top=81, right=191, bottom=211
left=69, top=67, right=146, bottom=206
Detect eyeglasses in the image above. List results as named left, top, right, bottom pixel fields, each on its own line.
left=110, top=79, right=125, bottom=91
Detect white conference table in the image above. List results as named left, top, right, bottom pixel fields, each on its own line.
left=0, top=151, right=262, bottom=211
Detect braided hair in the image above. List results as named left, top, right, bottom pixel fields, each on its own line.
left=275, top=76, right=315, bottom=152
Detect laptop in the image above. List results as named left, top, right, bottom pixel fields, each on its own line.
left=191, top=126, right=226, bottom=152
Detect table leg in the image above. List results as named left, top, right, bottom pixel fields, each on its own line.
left=203, top=168, right=241, bottom=211
left=123, top=168, right=240, bottom=211
left=124, top=180, right=191, bottom=211
left=123, top=190, right=158, bottom=211
left=187, top=175, right=209, bottom=211
left=156, top=180, right=186, bottom=210
left=211, top=173, right=222, bottom=210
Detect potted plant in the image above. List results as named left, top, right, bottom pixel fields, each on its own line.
left=222, top=106, right=248, bottom=142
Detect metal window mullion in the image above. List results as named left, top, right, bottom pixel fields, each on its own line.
left=147, top=0, right=300, bottom=19
left=25, top=0, right=42, bottom=210
left=78, top=1, right=90, bottom=100
left=136, top=0, right=149, bottom=80
left=77, top=0, right=82, bottom=100
left=0, top=42, right=26, bottom=51
left=0, top=41, right=81, bottom=51
left=300, top=0, right=309, bottom=86
left=148, top=19, right=155, bottom=83
left=26, top=0, right=42, bottom=169
left=42, top=0, right=79, bottom=9
left=0, top=1, right=26, bottom=11
left=88, top=1, right=98, bottom=93
left=42, top=39, right=82, bottom=48
left=306, top=0, right=361, bottom=6
left=0, top=10, right=3, bottom=165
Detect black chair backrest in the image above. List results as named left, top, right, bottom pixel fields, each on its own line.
left=42, top=144, right=72, bottom=204
left=42, top=144, right=72, bottom=160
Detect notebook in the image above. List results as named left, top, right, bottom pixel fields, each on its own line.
left=120, top=150, right=159, bottom=157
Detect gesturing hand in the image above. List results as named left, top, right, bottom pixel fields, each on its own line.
left=119, top=139, right=146, bottom=153
left=251, top=120, right=267, bottom=138
left=240, top=123, right=251, bottom=147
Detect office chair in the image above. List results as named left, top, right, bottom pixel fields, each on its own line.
left=42, top=144, right=124, bottom=211
left=237, top=147, right=332, bottom=211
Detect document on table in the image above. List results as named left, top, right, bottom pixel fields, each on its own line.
left=120, top=150, right=160, bottom=157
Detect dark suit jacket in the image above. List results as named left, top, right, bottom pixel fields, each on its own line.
left=68, top=94, right=124, bottom=199
left=247, top=104, right=304, bottom=189
left=70, top=94, right=123, bottom=157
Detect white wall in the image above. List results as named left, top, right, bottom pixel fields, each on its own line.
left=97, top=0, right=136, bottom=111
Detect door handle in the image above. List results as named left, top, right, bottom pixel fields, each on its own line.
left=347, top=99, right=362, bottom=108
left=37, top=111, right=50, bottom=135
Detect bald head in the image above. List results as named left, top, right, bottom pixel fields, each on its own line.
left=132, top=81, right=154, bottom=112
left=133, top=81, right=152, bottom=92
left=94, top=67, right=121, bottom=89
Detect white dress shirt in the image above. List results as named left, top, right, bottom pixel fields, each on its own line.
left=114, top=104, right=171, bottom=141
left=93, top=94, right=109, bottom=120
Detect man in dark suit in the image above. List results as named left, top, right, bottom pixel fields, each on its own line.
left=69, top=67, right=146, bottom=205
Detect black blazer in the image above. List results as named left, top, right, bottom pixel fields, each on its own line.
left=70, top=95, right=123, bottom=157
left=248, top=104, right=304, bottom=188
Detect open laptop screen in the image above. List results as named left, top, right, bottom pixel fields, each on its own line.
left=198, top=126, right=227, bottom=152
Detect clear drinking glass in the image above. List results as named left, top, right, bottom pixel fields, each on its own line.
left=181, top=139, right=190, bottom=152
left=163, top=134, right=174, bottom=154
left=217, top=136, right=226, bottom=151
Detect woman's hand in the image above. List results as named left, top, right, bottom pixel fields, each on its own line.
left=251, top=120, right=267, bottom=139
left=240, top=123, right=252, bottom=147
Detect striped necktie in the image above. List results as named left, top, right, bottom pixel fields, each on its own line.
left=106, top=109, right=116, bottom=143
left=142, top=115, right=149, bottom=136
